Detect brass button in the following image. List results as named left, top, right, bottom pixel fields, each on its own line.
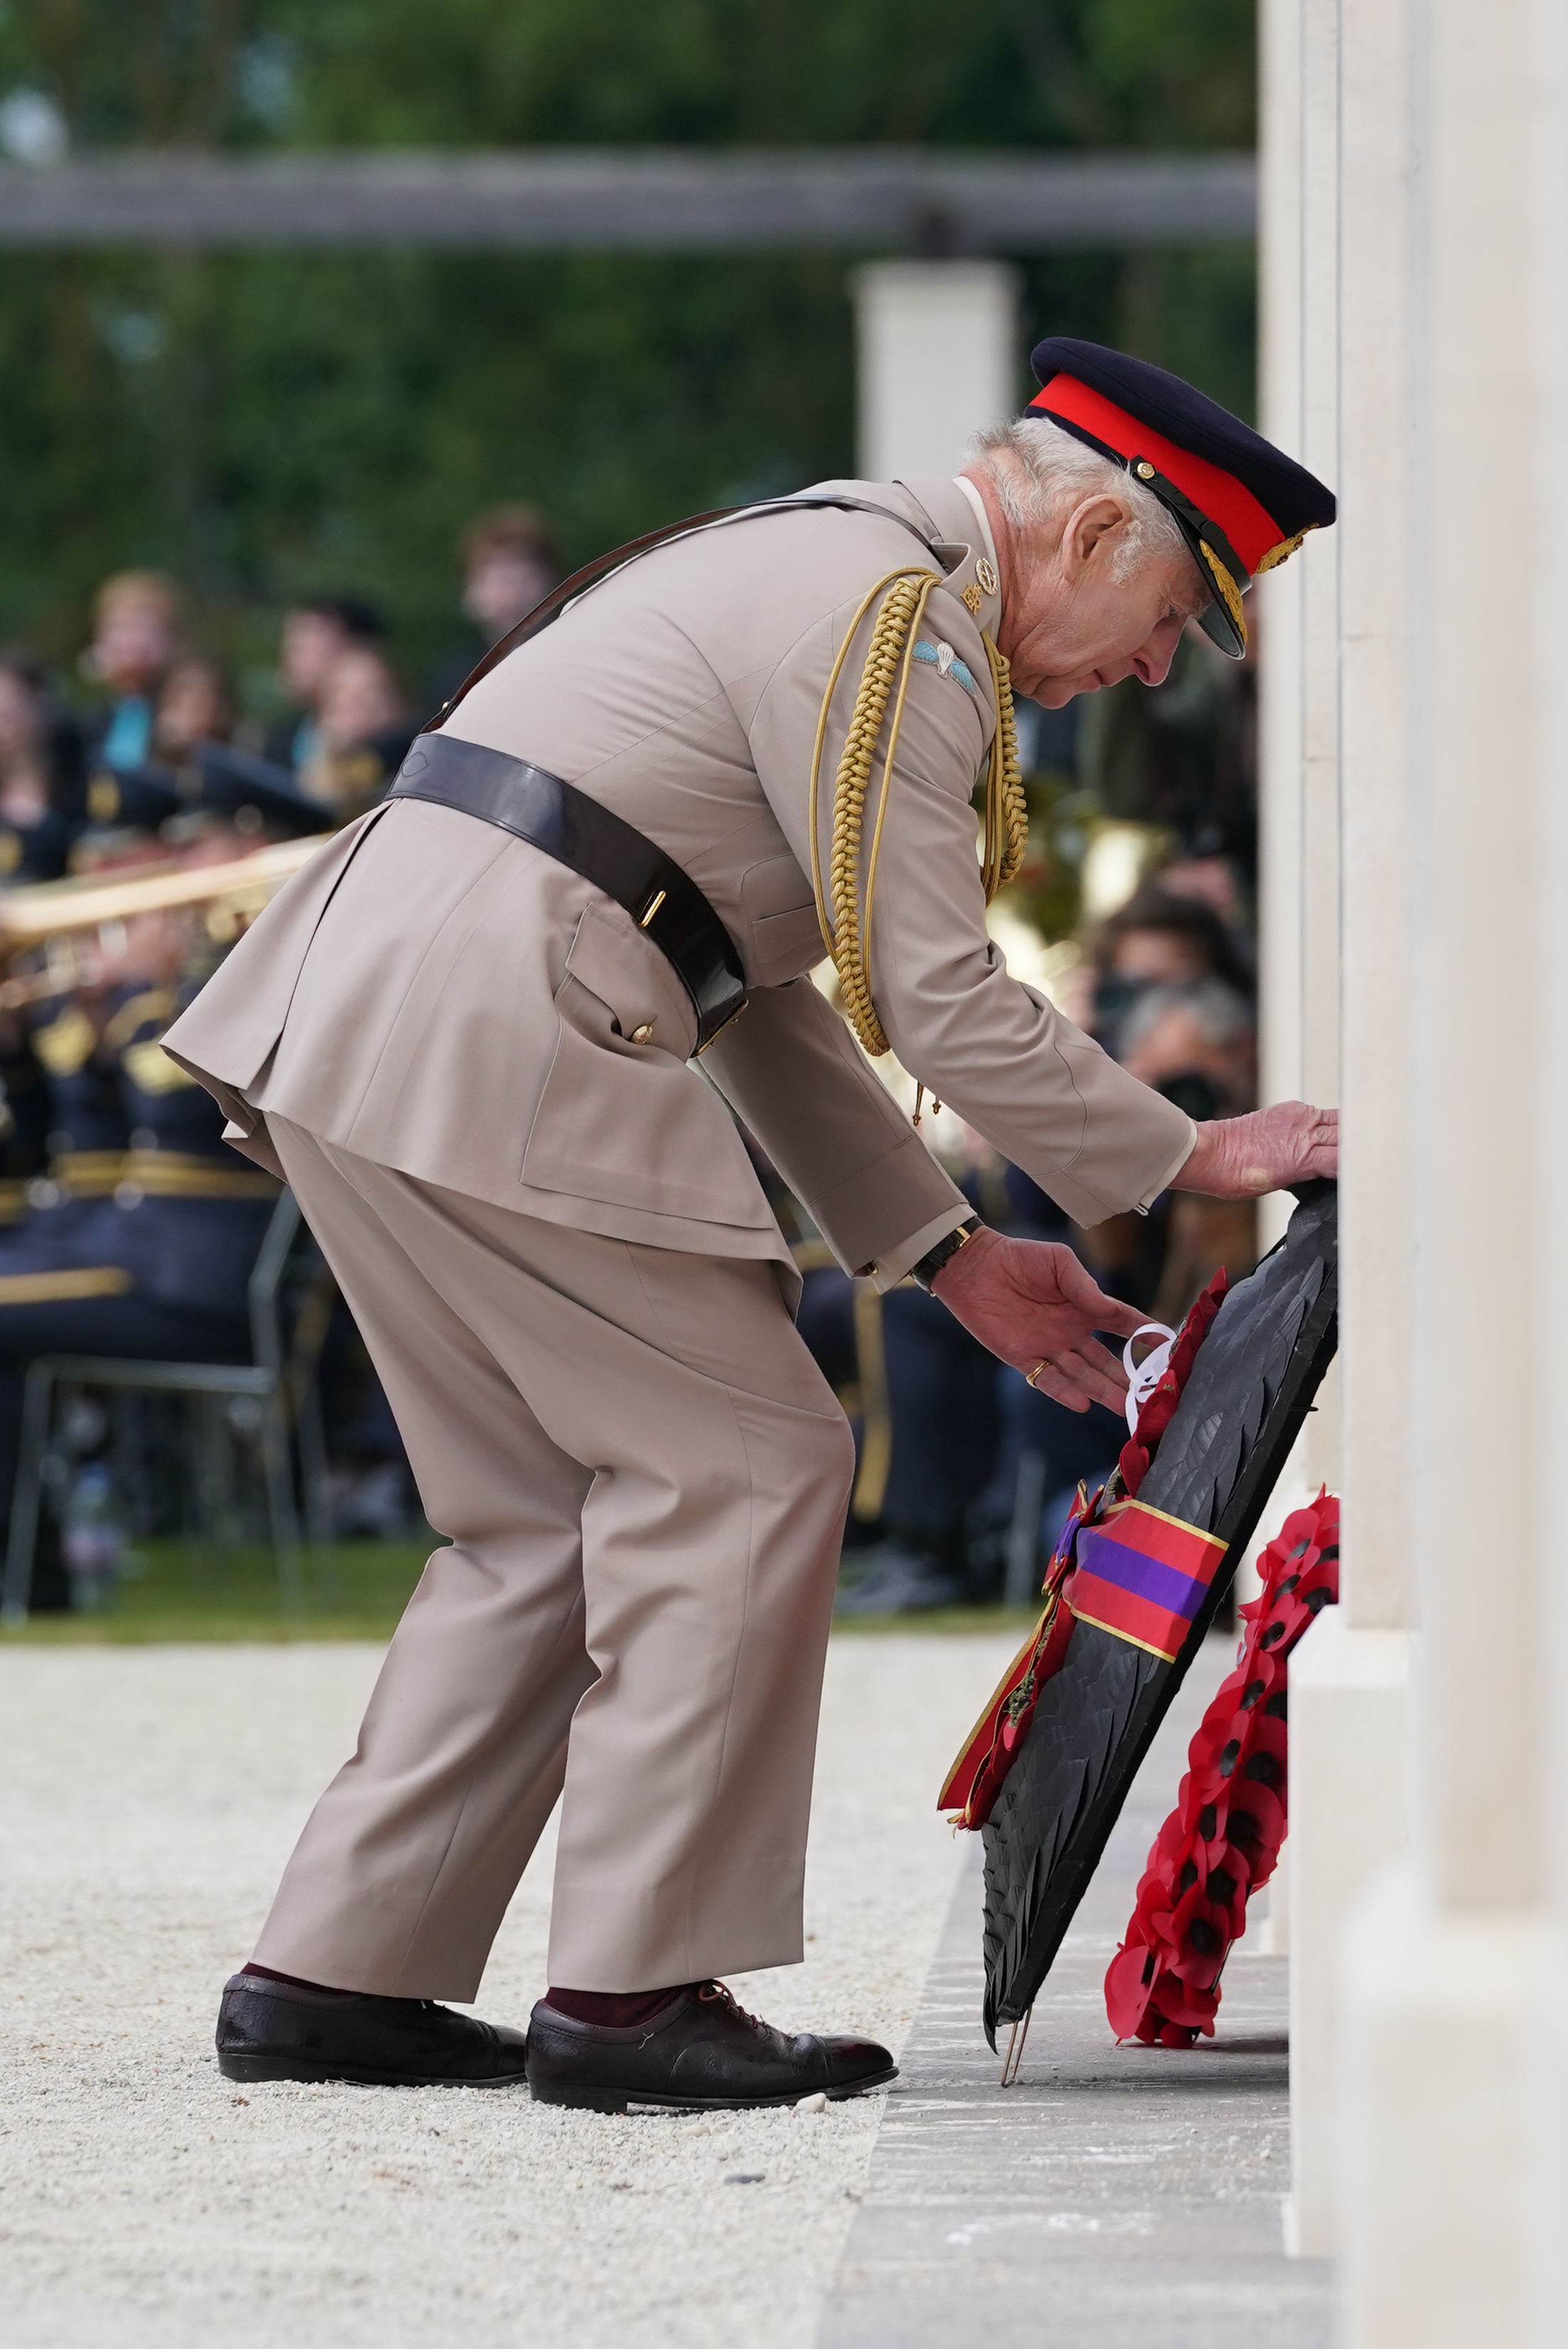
left=630, top=1021, right=654, bottom=1043
left=1136, top=460, right=1156, bottom=480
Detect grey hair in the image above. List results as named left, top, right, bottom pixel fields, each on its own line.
left=967, top=415, right=1202, bottom=600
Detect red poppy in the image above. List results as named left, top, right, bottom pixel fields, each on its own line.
left=1103, top=1490, right=1341, bottom=2045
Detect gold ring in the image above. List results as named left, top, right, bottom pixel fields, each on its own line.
left=1025, top=1362, right=1046, bottom=1388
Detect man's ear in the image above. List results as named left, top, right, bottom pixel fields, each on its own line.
left=1059, top=495, right=1129, bottom=581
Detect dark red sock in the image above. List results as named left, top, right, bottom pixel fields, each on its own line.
left=545, top=1983, right=689, bottom=2027
left=241, top=1961, right=356, bottom=1998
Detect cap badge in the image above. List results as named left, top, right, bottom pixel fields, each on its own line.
left=976, top=556, right=999, bottom=597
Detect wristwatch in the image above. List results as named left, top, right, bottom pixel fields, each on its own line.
left=911, top=1215, right=982, bottom=1292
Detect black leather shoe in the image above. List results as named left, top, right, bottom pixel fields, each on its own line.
left=525, top=1980, right=897, bottom=2112
left=215, top=1971, right=530, bottom=2087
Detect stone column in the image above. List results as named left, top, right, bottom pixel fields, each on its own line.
left=850, top=261, right=1020, bottom=480
left=1284, top=0, right=1418, bottom=2258
left=1254, top=0, right=1341, bottom=1961
left=1257, top=0, right=1341, bottom=1474
left=1255, top=0, right=1306, bottom=1178
left=1337, top=0, right=1562, bottom=2337
left=1543, top=7, right=1568, bottom=2318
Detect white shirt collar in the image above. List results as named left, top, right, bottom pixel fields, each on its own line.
left=952, top=473, right=999, bottom=568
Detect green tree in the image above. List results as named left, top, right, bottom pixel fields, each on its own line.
left=0, top=0, right=1255, bottom=699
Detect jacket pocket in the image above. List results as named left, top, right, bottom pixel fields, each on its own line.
left=519, top=900, right=774, bottom=1228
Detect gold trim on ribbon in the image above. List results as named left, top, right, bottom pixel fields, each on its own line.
left=1105, top=1494, right=1229, bottom=1555
left=1066, top=1601, right=1183, bottom=1664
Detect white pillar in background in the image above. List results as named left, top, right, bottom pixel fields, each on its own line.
left=1255, top=0, right=1306, bottom=1183
left=1257, top=0, right=1341, bottom=1485
left=851, top=262, right=1020, bottom=480
left=1542, top=0, right=1568, bottom=2316
left=1284, top=0, right=1418, bottom=2258
left=1258, top=0, right=1341, bottom=1132
left=1254, top=0, right=1340, bottom=1965
left=1338, top=0, right=1562, bottom=2338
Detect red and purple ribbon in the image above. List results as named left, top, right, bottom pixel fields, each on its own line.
left=1066, top=1499, right=1227, bottom=1664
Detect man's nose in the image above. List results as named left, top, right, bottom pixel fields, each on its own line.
left=1133, top=629, right=1180, bottom=687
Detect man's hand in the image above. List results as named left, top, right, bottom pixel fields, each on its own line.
left=1172, top=1101, right=1339, bottom=1199
left=930, top=1228, right=1145, bottom=1415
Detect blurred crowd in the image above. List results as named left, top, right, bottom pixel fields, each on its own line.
left=0, top=502, right=1262, bottom=1619
left=0, top=507, right=560, bottom=1609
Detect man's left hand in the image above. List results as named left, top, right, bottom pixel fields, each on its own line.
left=1173, top=1102, right=1338, bottom=1197
left=930, top=1228, right=1145, bottom=1415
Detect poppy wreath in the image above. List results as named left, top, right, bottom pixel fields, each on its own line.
left=938, top=1269, right=1229, bottom=1830
left=1103, top=1488, right=1341, bottom=2048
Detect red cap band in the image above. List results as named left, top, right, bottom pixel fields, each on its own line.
left=1029, top=373, right=1286, bottom=577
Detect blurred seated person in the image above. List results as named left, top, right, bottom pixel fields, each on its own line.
left=981, top=1358, right=1127, bottom=1595
left=1120, top=978, right=1262, bottom=1321
left=1091, top=883, right=1254, bottom=1061
left=1066, top=896, right=1254, bottom=1314
left=835, top=1120, right=1006, bottom=1615
left=833, top=1273, right=1002, bottom=1614
left=426, top=505, right=561, bottom=712
left=138, top=656, right=325, bottom=839
left=151, top=656, right=236, bottom=771
left=83, top=571, right=185, bottom=779
left=133, top=659, right=330, bottom=841
left=1157, top=847, right=1249, bottom=929
left=1120, top=975, right=1257, bottom=1120
left=0, top=651, right=83, bottom=882
left=0, top=824, right=289, bottom=1607
left=299, top=644, right=416, bottom=817
left=88, top=654, right=244, bottom=822
left=263, top=596, right=387, bottom=775
left=6, top=801, right=241, bottom=1256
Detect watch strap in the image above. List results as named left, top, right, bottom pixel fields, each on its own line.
left=911, top=1216, right=982, bottom=1292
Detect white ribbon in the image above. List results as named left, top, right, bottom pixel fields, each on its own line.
left=1123, top=1321, right=1178, bottom=1435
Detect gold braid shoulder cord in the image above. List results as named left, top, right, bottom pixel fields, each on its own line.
left=808, top=568, right=1028, bottom=1062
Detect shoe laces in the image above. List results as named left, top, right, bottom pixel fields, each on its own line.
left=698, top=1980, right=765, bottom=2033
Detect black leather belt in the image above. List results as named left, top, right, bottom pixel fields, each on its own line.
left=388, top=733, right=748, bottom=1052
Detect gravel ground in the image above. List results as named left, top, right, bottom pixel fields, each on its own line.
left=0, top=1631, right=1016, bottom=2349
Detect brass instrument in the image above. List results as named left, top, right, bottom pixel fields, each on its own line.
left=0, top=834, right=329, bottom=1008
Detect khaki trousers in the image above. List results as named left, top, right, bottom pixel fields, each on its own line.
left=254, top=1118, right=855, bottom=1999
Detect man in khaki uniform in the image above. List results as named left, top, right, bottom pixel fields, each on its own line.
left=170, top=341, right=1337, bottom=2112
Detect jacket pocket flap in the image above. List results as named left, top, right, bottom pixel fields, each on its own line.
left=564, top=898, right=696, bottom=1058
left=739, top=851, right=815, bottom=922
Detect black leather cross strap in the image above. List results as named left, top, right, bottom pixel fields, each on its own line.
left=424, top=491, right=954, bottom=728
left=388, top=732, right=748, bottom=1052
left=406, top=491, right=960, bottom=1058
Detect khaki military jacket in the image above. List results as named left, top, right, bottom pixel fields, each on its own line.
left=165, top=476, right=1193, bottom=1286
